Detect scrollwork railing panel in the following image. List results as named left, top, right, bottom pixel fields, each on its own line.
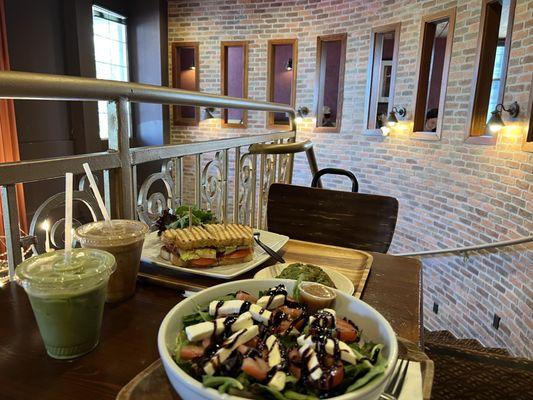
left=137, top=161, right=177, bottom=226
left=201, top=151, right=226, bottom=222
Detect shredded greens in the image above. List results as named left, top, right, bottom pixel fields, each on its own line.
left=155, top=205, right=217, bottom=234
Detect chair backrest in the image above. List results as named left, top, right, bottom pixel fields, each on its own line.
left=267, top=183, right=399, bottom=253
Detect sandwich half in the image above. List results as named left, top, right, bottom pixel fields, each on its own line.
left=160, top=224, right=254, bottom=268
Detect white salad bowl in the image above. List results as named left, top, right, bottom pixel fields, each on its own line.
left=158, top=279, right=398, bottom=400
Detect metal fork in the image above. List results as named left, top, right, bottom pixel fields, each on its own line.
left=380, top=359, right=410, bottom=400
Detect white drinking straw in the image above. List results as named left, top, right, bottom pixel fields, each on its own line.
left=64, top=173, right=73, bottom=262
left=82, top=162, right=111, bottom=224
left=41, top=219, right=51, bottom=252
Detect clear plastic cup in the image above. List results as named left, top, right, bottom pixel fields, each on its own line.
left=75, top=219, right=148, bottom=303
left=15, top=248, right=116, bottom=359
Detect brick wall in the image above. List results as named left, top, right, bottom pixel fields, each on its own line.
left=168, top=0, right=533, bottom=357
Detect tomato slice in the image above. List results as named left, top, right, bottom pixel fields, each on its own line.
left=190, top=257, right=217, bottom=267
left=225, top=248, right=252, bottom=259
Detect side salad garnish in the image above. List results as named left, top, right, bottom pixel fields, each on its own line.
left=276, top=263, right=336, bottom=289
left=173, top=284, right=387, bottom=399
left=155, top=205, right=216, bottom=235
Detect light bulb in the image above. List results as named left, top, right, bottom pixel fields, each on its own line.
left=295, top=116, right=303, bottom=124
left=387, top=121, right=396, bottom=127
left=489, top=123, right=503, bottom=133
left=381, top=126, right=391, bottom=136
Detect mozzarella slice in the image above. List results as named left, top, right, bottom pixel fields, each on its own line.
left=185, top=312, right=253, bottom=342
left=299, top=343, right=322, bottom=381
left=325, top=338, right=358, bottom=364
left=208, top=299, right=245, bottom=316
left=268, top=371, right=286, bottom=391
left=296, top=334, right=357, bottom=365
left=256, top=293, right=285, bottom=309
left=266, top=335, right=282, bottom=367
left=249, top=303, right=272, bottom=325
left=204, top=325, right=259, bottom=375
left=309, top=308, right=336, bottom=327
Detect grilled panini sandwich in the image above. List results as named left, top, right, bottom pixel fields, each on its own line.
left=160, top=224, right=254, bottom=267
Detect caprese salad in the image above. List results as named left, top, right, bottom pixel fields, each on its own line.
left=173, top=284, right=387, bottom=399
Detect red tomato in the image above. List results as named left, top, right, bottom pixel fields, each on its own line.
left=279, top=306, right=302, bottom=319
left=289, top=364, right=301, bottom=380
left=242, top=357, right=269, bottom=381
left=179, top=345, right=204, bottom=360
left=190, top=257, right=217, bottom=267
left=236, top=291, right=258, bottom=303
left=225, top=248, right=252, bottom=259
left=336, top=319, right=358, bottom=343
left=329, top=363, right=345, bottom=389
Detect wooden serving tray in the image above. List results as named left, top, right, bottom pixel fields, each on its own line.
left=116, top=338, right=434, bottom=400
left=138, top=239, right=373, bottom=299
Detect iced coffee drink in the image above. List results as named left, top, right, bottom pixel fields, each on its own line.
left=76, top=220, right=148, bottom=303
left=15, top=248, right=116, bottom=359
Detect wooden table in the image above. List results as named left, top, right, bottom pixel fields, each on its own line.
left=0, top=239, right=422, bottom=400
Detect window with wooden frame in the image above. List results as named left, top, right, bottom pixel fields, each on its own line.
left=412, top=8, right=455, bottom=140
left=221, top=41, right=249, bottom=128
left=266, top=39, right=297, bottom=129
left=314, top=33, right=347, bottom=133
left=523, top=75, right=533, bottom=152
left=466, top=0, right=516, bottom=145
left=172, top=42, right=199, bottom=126
left=363, top=23, right=401, bottom=134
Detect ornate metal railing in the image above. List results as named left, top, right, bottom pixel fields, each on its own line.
left=0, top=71, right=297, bottom=279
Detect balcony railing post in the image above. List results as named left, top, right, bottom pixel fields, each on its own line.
left=1, top=185, right=22, bottom=278
left=107, top=98, right=134, bottom=220
left=233, top=147, right=241, bottom=223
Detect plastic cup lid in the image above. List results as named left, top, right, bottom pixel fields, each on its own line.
left=75, top=219, right=148, bottom=247
left=15, top=248, right=116, bottom=293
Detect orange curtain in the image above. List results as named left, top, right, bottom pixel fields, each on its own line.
left=0, top=0, right=27, bottom=252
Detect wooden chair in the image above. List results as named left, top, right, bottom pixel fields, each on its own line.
left=267, top=183, right=399, bottom=253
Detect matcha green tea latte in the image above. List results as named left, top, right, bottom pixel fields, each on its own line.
left=15, top=249, right=116, bottom=359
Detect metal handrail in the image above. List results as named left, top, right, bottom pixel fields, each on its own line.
left=394, top=235, right=533, bottom=257
left=248, top=140, right=313, bottom=154
left=0, top=71, right=298, bottom=276
left=0, top=71, right=296, bottom=115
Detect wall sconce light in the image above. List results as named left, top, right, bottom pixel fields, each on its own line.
left=486, top=101, right=520, bottom=134
left=285, top=58, right=293, bottom=71
left=386, top=106, right=406, bottom=127
left=203, top=107, right=215, bottom=119
left=295, top=106, right=309, bottom=124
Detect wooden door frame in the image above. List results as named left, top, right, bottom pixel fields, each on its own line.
left=411, top=7, right=456, bottom=141
left=266, top=38, right=297, bottom=130
left=220, top=41, right=249, bottom=129
left=313, top=33, right=347, bottom=133
left=363, top=22, right=401, bottom=135
left=172, top=42, right=200, bottom=126
left=465, top=0, right=516, bottom=145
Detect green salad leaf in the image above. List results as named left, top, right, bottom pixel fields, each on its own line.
left=173, top=330, right=189, bottom=362
left=203, top=375, right=244, bottom=394
left=171, top=205, right=216, bottom=228
left=346, top=344, right=387, bottom=392
left=284, top=390, right=319, bottom=400
left=252, top=384, right=288, bottom=400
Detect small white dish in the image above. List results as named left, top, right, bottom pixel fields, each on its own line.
left=254, top=262, right=355, bottom=295
left=141, top=229, right=289, bottom=279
